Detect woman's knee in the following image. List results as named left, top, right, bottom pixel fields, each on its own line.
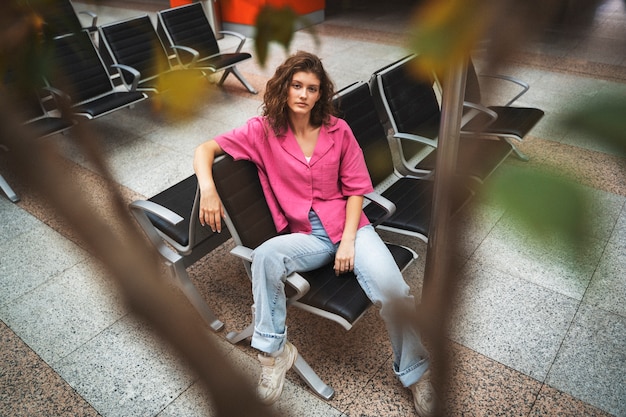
left=355, top=256, right=411, bottom=302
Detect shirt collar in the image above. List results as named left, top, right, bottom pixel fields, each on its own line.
left=278, top=117, right=339, bottom=165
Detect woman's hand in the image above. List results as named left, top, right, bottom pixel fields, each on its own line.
left=334, top=239, right=355, bottom=275
left=199, top=186, right=225, bottom=233
left=193, top=139, right=225, bottom=232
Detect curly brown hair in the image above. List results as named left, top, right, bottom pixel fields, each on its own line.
left=262, top=51, right=336, bottom=136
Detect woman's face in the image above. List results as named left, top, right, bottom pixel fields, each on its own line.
left=286, top=71, right=321, bottom=119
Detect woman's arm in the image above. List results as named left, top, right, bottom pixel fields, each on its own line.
left=334, top=195, right=364, bottom=275
left=193, top=140, right=225, bottom=232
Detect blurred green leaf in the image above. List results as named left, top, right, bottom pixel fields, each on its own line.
left=488, top=167, right=591, bottom=249
left=407, top=0, right=492, bottom=78
left=561, top=94, right=626, bottom=155
left=254, top=6, right=299, bottom=67
left=253, top=6, right=319, bottom=67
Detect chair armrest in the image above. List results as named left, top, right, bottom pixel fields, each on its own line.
left=219, top=30, right=247, bottom=53
left=393, top=132, right=438, bottom=148
left=78, top=10, right=98, bottom=28
left=171, top=45, right=200, bottom=68
left=130, top=200, right=184, bottom=225
left=477, top=73, right=530, bottom=106
left=230, top=245, right=253, bottom=262
left=460, top=100, right=499, bottom=133
left=364, top=192, right=396, bottom=226
left=111, top=64, right=141, bottom=91
left=230, top=244, right=310, bottom=300
left=42, top=86, right=72, bottom=110
left=129, top=200, right=184, bottom=264
left=285, top=274, right=310, bottom=301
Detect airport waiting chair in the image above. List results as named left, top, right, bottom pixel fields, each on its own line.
left=0, top=75, right=76, bottom=202
left=35, top=0, right=98, bottom=39
left=99, top=15, right=206, bottom=94
left=157, top=2, right=258, bottom=94
left=452, top=59, right=545, bottom=161
left=370, top=54, right=514, bottom=184
left=129, top=175, right=232, bottom=332
left=211, top=154, right=417, bottom=400
left=46, top=31, right=148, bottom=120
left=334, top=81, right=473, bottom=242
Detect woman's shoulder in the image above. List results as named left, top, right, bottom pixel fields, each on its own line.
left=326, top=115, right=350, bottom=132
left=246, top=115, right=269, bottom=129
left=240, top=116, right=273, bottom=138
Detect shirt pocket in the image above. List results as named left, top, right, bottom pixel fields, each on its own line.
left=319, top=162, right=342, bottom=198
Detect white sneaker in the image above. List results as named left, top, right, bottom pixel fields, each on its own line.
left=257, top=342, right=298, bottom=405
left=410, top=369, right=436, bottom=417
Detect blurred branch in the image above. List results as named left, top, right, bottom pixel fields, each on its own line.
left=1, top=2, right=279, bottom=415
left=0, top=88, right=280, bottom=417
left=1, top=102, right=283, bottom=417
left=405, top=1, right=622, bottom=414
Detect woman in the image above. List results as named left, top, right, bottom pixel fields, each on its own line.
left=193, top=51, right=435, bottom=415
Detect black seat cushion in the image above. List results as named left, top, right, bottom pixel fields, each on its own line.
left=48, top=31, right=146, bottom=117
left=147, top=175, right=197, bottom=246
left=199, top=53, right=253, bottom=71
left=416, top=136, right=513, bottom=181
left=146, top=174, right=230, bottom=266
left=101, top=15, right=172, bottom=86
left=364, top=176, right=472, bottom=237
left=212, top=156, right=279, bottom=250
left=364, top=178, right=434, bottom=237
left=298, top=243, right=414, bottom=324
left=158, top=3, right=253, bottom=74
left=50, top=31, right=114, bottom=103
left=27, top=117, right=74, bottom=138
left=463, top=106, right=545, bottom=138
left=159, top=2, right=221, bottom=58
left=77, top=91, right=146, bottom=118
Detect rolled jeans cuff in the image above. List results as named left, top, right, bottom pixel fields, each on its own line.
left=394, top=358, right=429, bottom=388
left=251, top=327, right=287, bottom=354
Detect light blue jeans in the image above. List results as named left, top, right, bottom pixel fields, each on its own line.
left=250, top=210, right=429, bottom=387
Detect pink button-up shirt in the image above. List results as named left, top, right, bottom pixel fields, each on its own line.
left=215, top=116, right=374, bottom=243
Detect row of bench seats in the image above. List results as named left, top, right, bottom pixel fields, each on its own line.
left=129, top=55, right=544, bottom=399
left=342, top=54, right=544, bottom=242
left=4, top=1, right=545, bottom=401
left=1, top=0, right=257, bottom=203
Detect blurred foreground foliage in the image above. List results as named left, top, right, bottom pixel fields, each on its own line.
left=0, top=0, right=624, bottom=414
left=562, top=94, right=626, bottom=156
left=489, top=167, right=590, bottom=249
left=254, top=5, right=319, bottom=67
left=406, top=0, right=625, bottom=254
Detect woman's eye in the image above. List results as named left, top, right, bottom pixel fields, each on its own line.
left=308, top=87, right=318, bottom=93
left=292, top=84, right=301, bottom=89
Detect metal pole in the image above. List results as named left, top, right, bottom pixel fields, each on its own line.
left=423, top=58, right=467, bottom=292
left=420, top=57, right=467, bottom=416
left=202, top=0, right=223, bottom=38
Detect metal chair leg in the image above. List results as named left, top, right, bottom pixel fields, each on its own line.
left=505, top=137, right=530, bottom=161
left=292, top=355, right=335, bottom=400
left=230, top=67, right=258, bottom=94
left=217, top=67, right=258, bottom=94
left=171, top=262, right=224, bottom=332
left=0, top=174, right=19, bottom=203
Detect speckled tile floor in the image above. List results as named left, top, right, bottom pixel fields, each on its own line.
left=1, top=0, right=625, bottom=416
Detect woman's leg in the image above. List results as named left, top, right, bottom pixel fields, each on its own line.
left=250, top=213, right=335, bottom=354
left=353, top=225, right=429, bottom=387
